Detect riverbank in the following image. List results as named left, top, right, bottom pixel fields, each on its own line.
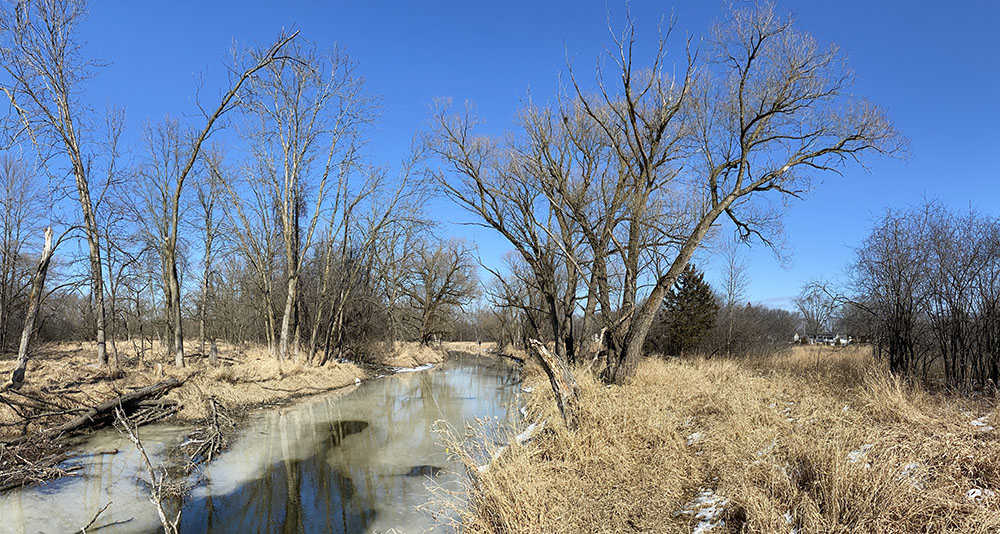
left=0, top=340, right=453, bottom=490
left=456, top=346, right=1000, bottom=533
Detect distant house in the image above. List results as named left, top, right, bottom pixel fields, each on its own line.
left=805, top=333, right=852, bottom=346
left=814, top=334, right=836, bottom=345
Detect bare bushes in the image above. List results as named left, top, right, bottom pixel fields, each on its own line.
left=852, top=201, right=1000, bottom=388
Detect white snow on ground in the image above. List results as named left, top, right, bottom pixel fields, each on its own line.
left=686, top=432, right=704, bottom=446
left=898, top=462, right=925, bottom=490
left=478, top=421, right=546, bottom=473
left=676, top=489, right=728, bottom=533
left=971, top=415, right=994, bottom=432
left=847, top=444, right=874, bottom=468
left=756, top=439, right=778, bottom=457
left=784, top=510, right=799, bottom=534
left=516, top=421, right=544, bottom=443
left=521, top=385, right=534, bottom=393
left=966, top=488, right=997, bottom=503
left=390, top=363, right=435, bottom=373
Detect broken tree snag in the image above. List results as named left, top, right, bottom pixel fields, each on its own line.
left=209, top=339, right=219, bottom=366
left=527, top=339, right=580, bottom=431
left=8, top=227, right=55, bottom=391
left=45, top=377, right=182, bottom=437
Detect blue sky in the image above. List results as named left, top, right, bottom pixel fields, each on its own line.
left=76, top=1, right=1000, bottom=309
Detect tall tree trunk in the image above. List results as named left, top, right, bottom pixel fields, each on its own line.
left=607, top=213, right=720, bottom=384
left=86, top=230, right=108, bottom=366
left=8, top=227, right=54, bottom=390
left=199, top=250, right=211, bottom=359
left=167, top=250, right=184, bottom=368
left=278, top=274, right=297, bottom=360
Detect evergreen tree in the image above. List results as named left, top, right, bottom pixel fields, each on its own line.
left=647, top=264, right=719, bottom=356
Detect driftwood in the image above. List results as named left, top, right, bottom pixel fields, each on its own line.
left=44, top=377, right=182, bottom=438
left=527, top=339, right=580, bottom=431
left=0, top=378, right=184, bottom=493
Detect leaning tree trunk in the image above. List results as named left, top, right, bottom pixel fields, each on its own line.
left=527, top=339, right=579, bottom=431
left=8, top=227, right=55, bottom=390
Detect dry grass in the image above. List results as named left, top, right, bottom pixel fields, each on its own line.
left=452, top=345, right=1000, bottom=533
left=384, top=341, right=448, bottom=368
left=0, top=339, right=447, bottom=438
left=440, top=341, right=496, bottom=356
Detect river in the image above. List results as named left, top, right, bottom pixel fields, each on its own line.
left=0, top=351, right=521, bottom=533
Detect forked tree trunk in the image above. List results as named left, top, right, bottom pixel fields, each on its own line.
left=8, top=227, right=54, bottom=390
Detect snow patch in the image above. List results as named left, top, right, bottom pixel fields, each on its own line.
left=898, top=462, right=925, bottom=489
left=477, top=421, right=546, bottom=474
left=784, top=511, right=799, bottom=534
left=516, top=421, right=544, bottom=443
left=390, top=363, right=435, bottom=373
left=966, top=488, right=996, bottom=503
left=521, top=385, right=534, bottom=393
left=756, top=439, right=778, bottom=457
left=899, top=462, right=919, bottom=479
left=847, top=444, right=873, bottom=468
left=676, top=489, right=728, bottom=534
left=971, top=415, right=994, bottom=432
left=686, top=432, right=704, bottom=447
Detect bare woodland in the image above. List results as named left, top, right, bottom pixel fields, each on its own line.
left=0, top=0, right=474, bottom=391
left=0, top=0, right=915, bottom=436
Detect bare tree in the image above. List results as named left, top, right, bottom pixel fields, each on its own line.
left=400, top=238, right=479, bottom=344
left=196, top=148, right=225, bottom=360
left=240, top=41, right=375, bottom=361
left=135, top=32, right=299, bottom=368
left=0, top=0, right=118, bottom=365
left=721, top=242, right=749, bottom=356
left=431, top=2, right=901, bottom=394
left=0, top=154, right=41, bottom=354
left=795, top=283, right=835, bottom=337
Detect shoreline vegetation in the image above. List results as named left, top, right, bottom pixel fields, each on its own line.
left=0, top=340, right=470, bottom=492
left=453, top=345, right=1000, bottom=533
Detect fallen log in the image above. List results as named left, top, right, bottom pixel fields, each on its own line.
left=44, top=378, right=182, bottom=438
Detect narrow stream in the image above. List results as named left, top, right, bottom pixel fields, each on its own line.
left=0, top=352, right=521, bottom=533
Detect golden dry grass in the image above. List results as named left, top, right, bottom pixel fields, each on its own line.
left=384, top=341, right=448, bottom=368
left=440, top=341, right=496, bottom=356
left=452, top=345, right=1000, bottom=533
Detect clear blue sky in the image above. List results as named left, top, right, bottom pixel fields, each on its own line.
left=76, top=1, right=1000, bottom=309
